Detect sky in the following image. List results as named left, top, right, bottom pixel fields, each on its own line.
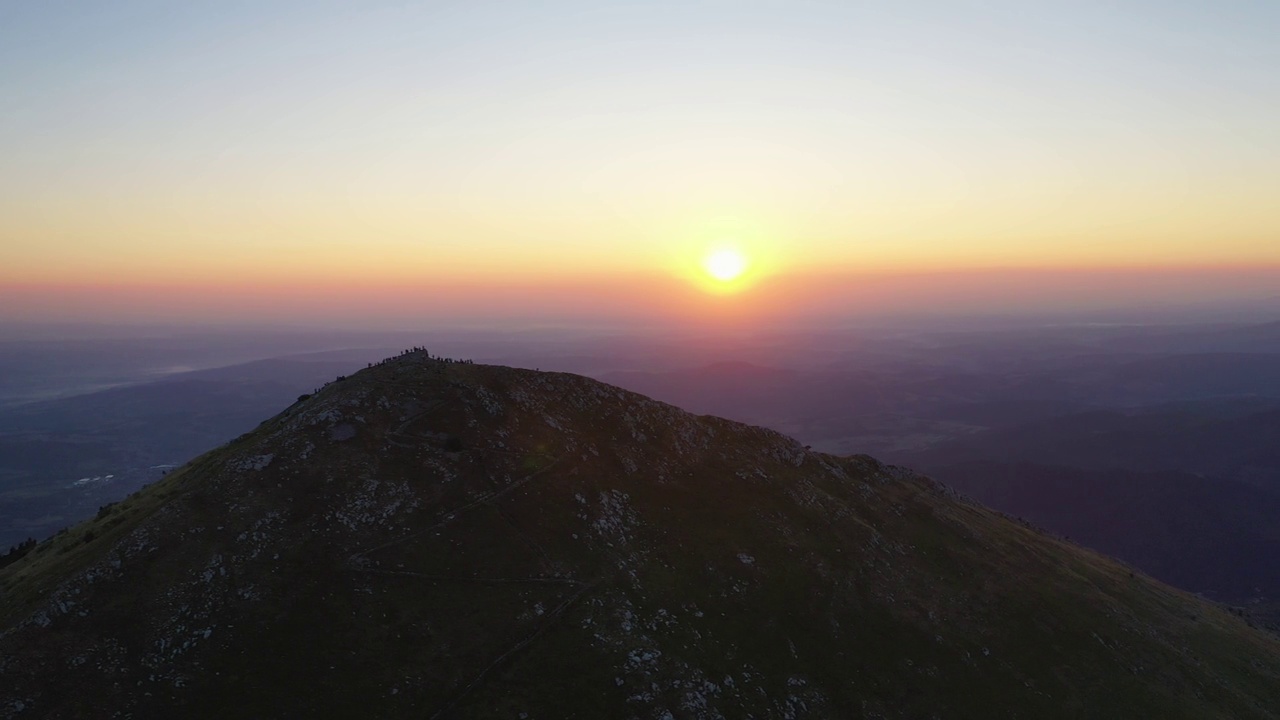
left=2, top=1, right=1278, bottom=326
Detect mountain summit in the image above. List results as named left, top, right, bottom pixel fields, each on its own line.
left=2, top=351, right=1278, bottom=718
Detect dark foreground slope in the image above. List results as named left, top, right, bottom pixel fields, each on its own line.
left=2, top=353, right=1278, bottom=719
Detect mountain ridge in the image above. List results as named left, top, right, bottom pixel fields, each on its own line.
left=2, top=351, right=1279, bottom=718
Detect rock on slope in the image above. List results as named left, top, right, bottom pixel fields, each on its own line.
left=1, top=351, right=1278, bottom=719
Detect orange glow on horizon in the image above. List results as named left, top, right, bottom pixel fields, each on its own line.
left=6, top=264, right=1280, bottom=330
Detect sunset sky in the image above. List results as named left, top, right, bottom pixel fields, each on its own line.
left=2, top=2, right=1278, bottom=325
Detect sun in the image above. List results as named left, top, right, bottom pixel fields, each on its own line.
left=703, top=248, right=748, bottom=283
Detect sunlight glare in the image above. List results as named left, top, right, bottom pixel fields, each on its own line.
left=704, top=249, right=748, bottom=282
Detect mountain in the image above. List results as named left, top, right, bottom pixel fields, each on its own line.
left=2, top=352, right=1278, bottom=719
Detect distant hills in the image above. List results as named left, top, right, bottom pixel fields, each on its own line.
left=2, top=353, right=1278, bottom=718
